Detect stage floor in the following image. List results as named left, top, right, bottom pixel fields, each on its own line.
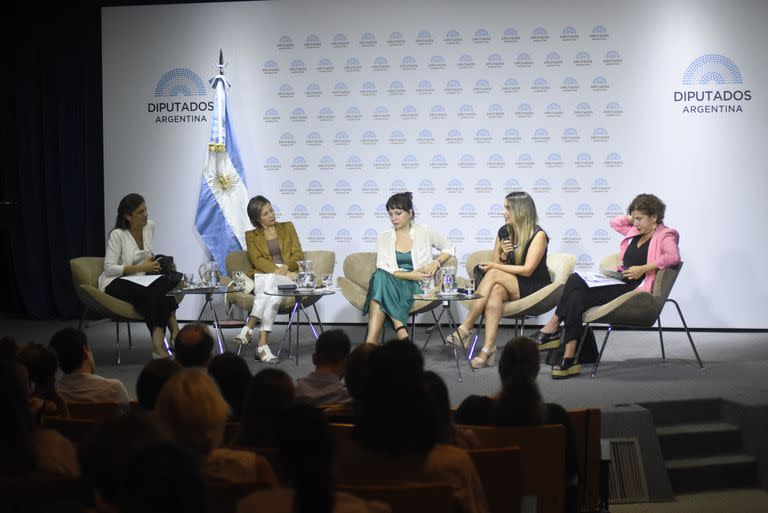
left=4, top=316, right=767, bottom=411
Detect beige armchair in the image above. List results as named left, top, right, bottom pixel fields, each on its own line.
left=222, top=250, right=336, bottom=329
left=336, top=252, right=458, bottom=341
left=577, top=253, right=703, bottom=376
left=463, top=251, right=576, bottom=348
left=70, top=257, right=182, bottom=364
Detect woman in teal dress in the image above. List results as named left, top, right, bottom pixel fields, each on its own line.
left=363, top=192, right=455, bottom=343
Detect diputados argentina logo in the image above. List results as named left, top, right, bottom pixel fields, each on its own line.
left=674, top=54, right=750, bottom=114
left=149, top=69, right=213, bottom=124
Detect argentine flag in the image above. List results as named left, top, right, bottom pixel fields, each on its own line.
left=195, top=71, right=251, bottom=270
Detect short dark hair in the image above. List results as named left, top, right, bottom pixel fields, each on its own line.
left=16, top=342, right=59, bottom=386
left=136, top=358, right=182, bottom=411
left=114, top=193, right=145, bottom=230
left=627, top=193, right=666, bottom=224
left=207, top=352, right=252, bottom=420
left=385, top=191, right=415, bottom=219
left=174, top=323, right=214, bottom=367
left=49, top=328, right=88, bottom=374
left=315, top=329, right=351, bottom=365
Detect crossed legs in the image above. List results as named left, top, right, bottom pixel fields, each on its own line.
left=451, top=269, right=521, bottom=365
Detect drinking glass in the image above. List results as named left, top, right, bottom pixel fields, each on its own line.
left=465, top=279, right=475, bottom=296
left=321, top=273, right=334, bottom=289
left=184, top=273, right=195, bottom=288
left=419, top=276, right=432, bottom=297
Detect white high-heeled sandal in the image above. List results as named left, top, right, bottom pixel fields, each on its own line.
left=256, top=344, right=278, bottom=363
left=233, top=328, right=253, bottom=346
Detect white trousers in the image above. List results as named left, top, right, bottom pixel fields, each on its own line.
left=248, top=273, right=295, bottom=331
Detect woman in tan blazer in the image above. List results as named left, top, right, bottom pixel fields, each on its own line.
left=233, top=196, right=304, bottom=362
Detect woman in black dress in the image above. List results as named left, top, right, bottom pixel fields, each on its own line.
left=447, top=192, right=551, bottom=368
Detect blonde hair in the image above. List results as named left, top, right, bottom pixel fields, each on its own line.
left=504, top=192, right=539, bottom=264
left=154, top=369, right=231, bottom=455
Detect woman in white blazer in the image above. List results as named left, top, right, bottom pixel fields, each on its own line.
left=363, top=192, right=455, bottom=343
left=98, top=193, right=180, bottom=359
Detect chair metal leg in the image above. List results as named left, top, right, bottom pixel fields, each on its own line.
left=127, top=322, right=134, bottom=350
left=115, top=322, right=121, bottom=366
left=656, top=314, right=666, bottom=361
left=591, top=325, right=613, bottom=377
left=410, top=314, right=416, bottom=341
left=668, top=299, right=704, bottom=368
left=312, top=303, right=324, bottom=333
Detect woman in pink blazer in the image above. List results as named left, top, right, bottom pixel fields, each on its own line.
left=531, top=194, right=681, bottom=379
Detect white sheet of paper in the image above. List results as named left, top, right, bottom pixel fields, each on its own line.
left=576, top=271, right=626, bottom=288
left=120, top=275, right=162, bottom=287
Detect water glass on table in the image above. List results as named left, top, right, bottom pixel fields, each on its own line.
left=465, top=279, right=475, bottom=296
left=419, top=276, right=432, bottom=298
left=321, top=273, right=334, bottom=290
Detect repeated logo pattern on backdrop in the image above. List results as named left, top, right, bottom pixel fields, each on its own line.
left=258, top=26, right=628, bottom=274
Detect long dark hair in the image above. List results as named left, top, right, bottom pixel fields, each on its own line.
left=114, top=193, right=145, bottom=230
left=238, top=369, right=294, bottom=447
left=354, top=339, right=437, bottom=455
left=277, top=403, right=334, bottom=513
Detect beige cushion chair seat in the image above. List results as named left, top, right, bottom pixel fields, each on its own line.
left=336, top=252, right=457, bottom=340
left=577, top=253, right=704, bottom=377
left=222, top=249, right=336, bottom=323
left=70, top=257, right=182, bottom=364
left=462, top=251, right=576, bottom=349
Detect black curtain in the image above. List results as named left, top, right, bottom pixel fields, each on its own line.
left=2, top=2, right=105, bottom=319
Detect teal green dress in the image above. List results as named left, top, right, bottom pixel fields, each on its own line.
left=363, top=251, right=422, bottom=327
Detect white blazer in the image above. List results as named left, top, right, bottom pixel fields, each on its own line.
left=376, top=223, right=455, bottom=274
left=98, top=220, right=156, bottom=291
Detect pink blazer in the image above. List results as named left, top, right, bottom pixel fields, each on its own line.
left=609, top=215, right=681, bottom=293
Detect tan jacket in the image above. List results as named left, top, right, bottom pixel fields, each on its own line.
left=245, top=222, right=304, bottom=275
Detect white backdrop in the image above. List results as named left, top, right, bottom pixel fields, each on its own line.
left=102, top=0, right=768, bottom=328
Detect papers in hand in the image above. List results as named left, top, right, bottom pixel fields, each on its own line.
left=576, top=271, right=625, bottom=288
left=120, top=275, right=163, bottom=287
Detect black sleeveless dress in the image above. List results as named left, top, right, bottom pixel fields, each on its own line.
left=498, top=224, right=552, bottom=298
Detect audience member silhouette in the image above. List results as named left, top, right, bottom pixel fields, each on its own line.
left=237, top=403, right=390, bottom=513
left=238, top=368, right=295, bottom=448
left=454, top=337, right=579, bottom=513
left=173, top=323, right=214, bottom=367
left=79, top=411, right=207, bottom=513
left=295, top=329, right=352, bottom=406
left=49, top=327, right=130, bottom=407
left=154, top=369, right=276, bottom=485
left=208, top=352, right=252, bottom=420
left=0, top=361, right=78, bottom=477
left=17, top=341, right=69, bottom=416
left=342, top=339, right=489, bottom=513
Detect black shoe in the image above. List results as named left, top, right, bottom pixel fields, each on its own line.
left=531, top=328, right=562, bottom=350
left=551, top=357, right=581, bottom=379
